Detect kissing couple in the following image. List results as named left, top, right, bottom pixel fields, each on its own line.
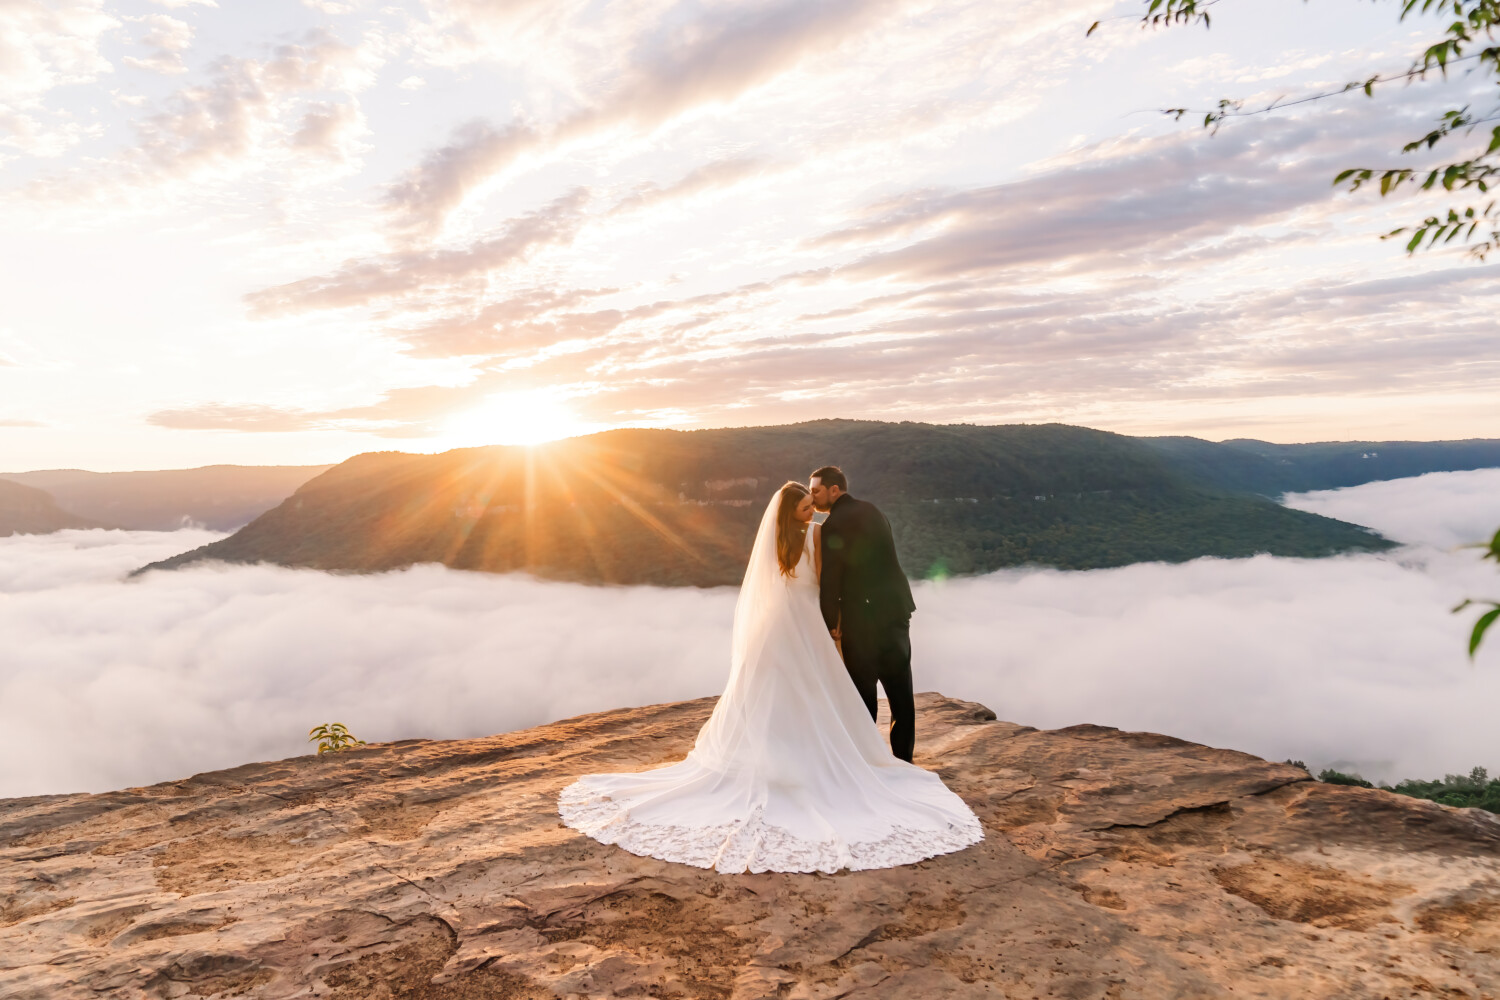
left=559, top=466, right=983, bottom=874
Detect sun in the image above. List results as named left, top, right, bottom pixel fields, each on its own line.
left=439, top=390, right=594, bottom=448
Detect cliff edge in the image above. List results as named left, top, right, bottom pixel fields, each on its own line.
left=3, top=694, right=1498, bottom=999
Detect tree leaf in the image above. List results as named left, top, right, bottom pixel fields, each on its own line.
left=1470, top=607, right=1500, bottom=658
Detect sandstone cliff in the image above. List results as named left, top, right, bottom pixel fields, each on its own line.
left=3, top=694, right=1498, bottom=999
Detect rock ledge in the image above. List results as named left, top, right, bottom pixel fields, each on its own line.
left=3, top=694, right=1499, bottom=999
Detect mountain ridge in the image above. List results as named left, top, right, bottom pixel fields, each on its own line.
left=0, top=464, right=332, bottom=532
left=1143, top=434, right=1500, bottom=496
left=137, top=420, right=1410, bottom=584
left=0, top=479, right=100, bottom=536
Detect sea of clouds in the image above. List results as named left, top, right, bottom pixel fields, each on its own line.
left=2, top=468, right=1499, bottom=799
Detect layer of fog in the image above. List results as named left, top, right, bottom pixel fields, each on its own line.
left=0, top=528, right=224, bottom=592
left=1, top=471, right=1496, bottom=799
left=1282, top=467, right=1500, bottom=549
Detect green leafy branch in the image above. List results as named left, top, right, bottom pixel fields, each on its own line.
left=1162, top=58, right=1485, bottom=131
left=1454, top=527, right=1500, bottom=657
left=308, top=722, right=367, bottom=754
left=1104, top=0, right=1500, bottom=258
left=1088, top=0, right=1222, bottom=35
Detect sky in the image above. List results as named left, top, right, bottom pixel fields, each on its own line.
left=2, top=0, right=1499, bottom=472
left=1, top=467, right=1496, bottom=799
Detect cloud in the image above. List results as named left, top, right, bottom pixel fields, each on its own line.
left=146, top=403, right=323, bottom=432
left=384, top=0, right=900, bottom=237
left=392, top=285, right=623, bottom=359
left=127, top=32, right=368, bottom=179
left=0, top=0, right=118, bottom=155
left=7, top=0, right=1500, bottom=453
left=2, top=472, right=1498, bottom=800
left=1284, top=468, right=1500, bottom=550
left=384, top=274, right=796, bottom=369
left=822, top=115, right=1421, bottom=282
left=289, top=99, right=364, bottom=160
left=123, top=14, right=194, bottom=76
left=382, top=120, right=542, bottom=239
left=247, top=153, right=772, bottom=329
left=0, top=527, right=224, bottom=591
left=235, top=75, right=1500, bottom=440
left=920, top=546, right=1500, bottom=789
left=22, top=26, right=385, bottom=199
left=0, top=1, right=116, bottom=101
left=0, top=418, right=45, bottom=427
left=245, top=187, right=592, bottom=315
left=146, top=383, right=502, bottom=437
left=0, top=532, right=733, bottom=798
left=607, top=156, right=769, bottom=217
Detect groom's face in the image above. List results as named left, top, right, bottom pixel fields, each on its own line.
left=809, top=478, right=839, bottom=511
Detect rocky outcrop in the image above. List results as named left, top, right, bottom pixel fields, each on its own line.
left=3, top=694, right=1498, bottom=999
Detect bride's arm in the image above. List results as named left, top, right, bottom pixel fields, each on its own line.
left=813, top=522, right=822, bottom=581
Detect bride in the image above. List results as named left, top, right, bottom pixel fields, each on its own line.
left=558, top=481, right=984, bottom=874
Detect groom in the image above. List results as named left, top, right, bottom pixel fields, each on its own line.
left=810, top=466, right=918, bottom=763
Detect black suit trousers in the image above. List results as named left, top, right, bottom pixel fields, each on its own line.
left=840, top=617, right=914, bottom=763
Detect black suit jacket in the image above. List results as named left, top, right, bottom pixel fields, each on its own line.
left=819, top=494, right=916, bottom=633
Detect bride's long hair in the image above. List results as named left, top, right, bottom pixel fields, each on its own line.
left=775, top=481, right=810, bottom=577
left=725, top=482, right=809, bottom=688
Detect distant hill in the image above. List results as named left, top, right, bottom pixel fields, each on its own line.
left=139, top=422, right=1400, bottom=585
left=0, top=465, right=332, bottom=531
left=1144, top=437, right=1500, bottom=496
left=0, top=479, right=99, bottom=536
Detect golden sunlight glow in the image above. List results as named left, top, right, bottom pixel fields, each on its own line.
left=438, top=390, right=594, bottom=448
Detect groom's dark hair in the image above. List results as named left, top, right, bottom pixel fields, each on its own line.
left=811, top=465, right=847, bottom=491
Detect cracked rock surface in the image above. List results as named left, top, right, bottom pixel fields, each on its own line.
left=3, top=693, right=1500, bottom=999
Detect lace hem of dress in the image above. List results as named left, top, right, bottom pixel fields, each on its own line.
left=557, top=779, right=984, bottom=874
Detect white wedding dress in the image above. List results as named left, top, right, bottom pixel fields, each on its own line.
left=557, top=493, right=983, bottom=874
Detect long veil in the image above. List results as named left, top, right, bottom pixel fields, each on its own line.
left=730, top=489, right=790, bottom=685
left=690, top=489, right=795, bottom=767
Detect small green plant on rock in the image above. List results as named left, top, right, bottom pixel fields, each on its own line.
left=308, top=722, right=367, bottom=754
left=1318, top=769, right=1375, bottom=788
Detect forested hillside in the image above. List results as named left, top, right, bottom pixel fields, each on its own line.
left=1145, top=437, right=1500, bottom=496
left=141, top=421, right=1395, bottom=585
